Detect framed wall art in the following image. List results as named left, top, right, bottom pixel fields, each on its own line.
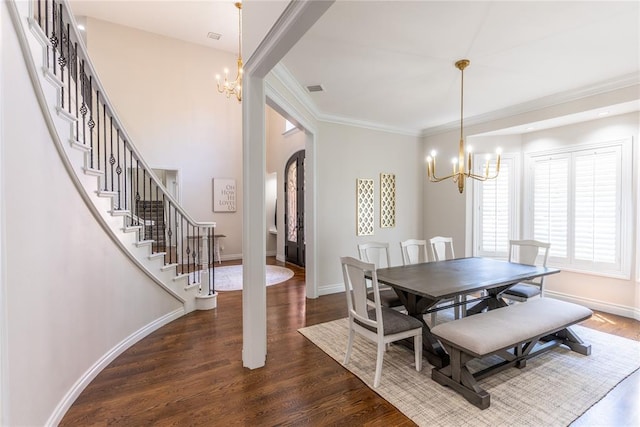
left=213, top=178, right=236, bottom=212
left=356, top=178, right=375, bottom=236
left=380, top=173, right=396, bottom=228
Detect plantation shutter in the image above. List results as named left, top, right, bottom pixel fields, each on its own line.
left=533, top=156, right=568, bottom=259
left=480, top=161, right=510, bottom=254
left=573, top=147, right=620, bottom=265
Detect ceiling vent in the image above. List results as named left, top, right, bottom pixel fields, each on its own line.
left=207, top=32, right=221, bottom=40
left=306, top=84, right=324, bottom=93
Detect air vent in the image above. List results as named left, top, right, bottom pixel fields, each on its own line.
left=306, top=84, right=324, bottom=93
left=207, top=32, right=221, bottom=40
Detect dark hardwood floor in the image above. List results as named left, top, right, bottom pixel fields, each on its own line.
left=61, top=258, right=639, bottom=426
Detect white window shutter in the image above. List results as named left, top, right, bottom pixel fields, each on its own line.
left=533, top=156, right=568, bottom=259
left=574, top=148, right=620, bottom=265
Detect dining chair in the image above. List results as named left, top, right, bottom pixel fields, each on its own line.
left=502, top=239, right=551, bottom=303
left=429, top=236, right=455, bottom=261
left=340, top=256, right=423, bottom=388
left=428, top=236, right=461, bottom=323
left=357, top=242, right=403, bottom=309
left=400, top=239, right=429, bottom=265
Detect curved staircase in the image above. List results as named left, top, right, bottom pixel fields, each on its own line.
left=13, top=0, right=218, bottom=312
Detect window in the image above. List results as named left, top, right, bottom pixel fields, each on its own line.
left=525, top=139, right=631, bottom=278
left=283, top=119, right=298, bottom=135
left=473, top=154, right=518, bottom=258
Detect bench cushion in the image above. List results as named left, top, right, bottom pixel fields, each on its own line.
left=503, top=283, right=541, bottom=298
left=430, top=298, right=592, bottom=357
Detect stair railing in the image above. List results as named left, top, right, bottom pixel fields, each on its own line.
left=32, top=0, right=215, bottom=296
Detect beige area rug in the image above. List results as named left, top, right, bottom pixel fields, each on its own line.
left=299, top=317, right=640, bottom=427
left=214, top=265, right=294, bottom=291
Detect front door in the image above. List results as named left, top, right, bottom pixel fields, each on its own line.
left=285, top=150, right=305, bottom=267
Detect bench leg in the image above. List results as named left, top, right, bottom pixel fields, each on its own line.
left=547, top=327, right=592, bottom=356
left=431, top=346, right=491, bottom=410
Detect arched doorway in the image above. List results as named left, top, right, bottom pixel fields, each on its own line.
left=284, top=150, right=305, bottom=267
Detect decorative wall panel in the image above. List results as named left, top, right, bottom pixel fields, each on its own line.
left=356, top=178, right=375, bottom=236
left=380, top=173, right=396, bottom=228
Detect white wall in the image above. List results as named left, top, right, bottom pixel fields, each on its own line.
left=317, top=122, right=423, bottom=292
left=83, top=18, right=244, bottom=260
left=1, top=6, right=183, bottom=425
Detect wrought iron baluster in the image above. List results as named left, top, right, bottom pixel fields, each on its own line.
left=115, top=129, right=122, bottom=209
left=50, top=0, right=57, bottom=76
left=79, top=60, right=87, bottom=146
left=58, top=6, right=67, bottom=109
left=87, top=74, right=96, bottom=164
left=102, top=104, right=107, bottom=189
left=73, top=41, right=78, bottom=137
left=135, top=160, right=140, bottom=228
left=121, top=138, right=127, bottom=212
left=167, top=201, right=173, bottom=265
left=108, top=117, right=116, bottom=192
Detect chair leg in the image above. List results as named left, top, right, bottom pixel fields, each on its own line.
left=374, top=341, right=385, bottom=388
left=415, top=333, right=423, bottom=372
left=344, top=327, right=355, bottom=364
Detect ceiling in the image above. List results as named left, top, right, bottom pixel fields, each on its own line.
left=69, top=1, right=639, bottom=136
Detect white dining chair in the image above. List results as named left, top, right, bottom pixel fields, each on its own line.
left=340, top=256, right=422, bottom=387
left=428, top=236, right=460, bottom=324
left=502, top=239, right=551, bottom=303
left=429, top=236, right=455, bottom=261
left=400, top=239, right=429, bottom=265
left=357, top=242, right=403, bottom=309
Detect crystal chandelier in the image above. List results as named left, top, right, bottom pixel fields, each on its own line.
left=426, top=59, right=501, bottom=194
left=216, top=2, right=243, bottom=102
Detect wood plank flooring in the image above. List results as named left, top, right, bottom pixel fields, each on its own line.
left=60, top=258, right=639, bottom=426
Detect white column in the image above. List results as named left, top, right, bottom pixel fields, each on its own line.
left=240, top=0, right=335, bottom=368
left=242, top=74, right=267, bottom=369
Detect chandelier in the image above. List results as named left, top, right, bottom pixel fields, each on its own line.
left=426, top=59, right=501, bottom=194
left=216, top=1, right=243, bottom=102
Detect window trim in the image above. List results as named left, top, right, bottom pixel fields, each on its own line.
left=523, top=137, right=632, bottom=279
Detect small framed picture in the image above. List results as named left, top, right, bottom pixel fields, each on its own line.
left=213, top=178, right=236, bottom=212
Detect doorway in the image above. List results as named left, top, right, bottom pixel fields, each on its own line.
left=284, top=150, right=305, bottom=267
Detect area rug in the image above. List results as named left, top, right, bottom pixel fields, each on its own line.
left=214, top=265, right=294, bottom=291
left=299, top=318, right=640, bottom=427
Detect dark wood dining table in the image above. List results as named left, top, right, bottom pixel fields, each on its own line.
left=374, top=257, right=560, bottom=368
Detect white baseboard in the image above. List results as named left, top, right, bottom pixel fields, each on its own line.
left=46, top=308, right=185, bottom=426
left=545, top=291, right=640, bottom=320
left=319, top=282, right=344, bottom=296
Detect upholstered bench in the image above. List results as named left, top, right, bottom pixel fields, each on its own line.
left=430, top=297, right=593, bottom=409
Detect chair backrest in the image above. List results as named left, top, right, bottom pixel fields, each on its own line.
left=357, top=242, right=391, bottom=269
left=429, top=236, right=455, bottom=261
left=340, top=256, right=382, bottom=331
left=508, top=239, right=550, bottom=285
left=400, top=239, right=429, bottom=265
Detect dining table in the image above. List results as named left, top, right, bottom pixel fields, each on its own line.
left=374, top=257, right=560, bottom=368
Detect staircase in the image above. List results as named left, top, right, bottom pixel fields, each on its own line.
left=12, top=0, right=217, bottom=312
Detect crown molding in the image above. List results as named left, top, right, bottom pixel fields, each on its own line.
left=269, top=63, right=321, bottom=119
left=273, top=63, right=638, bottom=139
left=316, top=113, right=422, bottom=137
left=270, top=64, right=421, bottom=137
left=420, top=72, right=640, bottom=137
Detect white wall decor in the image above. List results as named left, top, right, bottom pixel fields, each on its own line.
left=380, top=173, right=396, bottom=228
left=213, top=178, right=237, bottom=212
left=357, top=178, right=375, bottom=236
